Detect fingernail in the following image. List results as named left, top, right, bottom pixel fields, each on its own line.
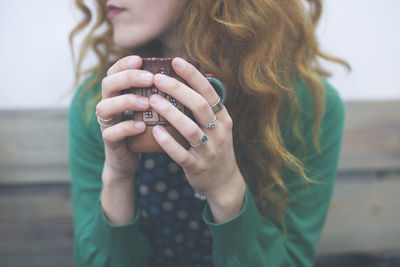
left=137, top=97, right=149, bottom=106
left=175, top=58, right=186, bottom=69
left=135, top=121, right=145, bottom=130
left=155, top=74, right=167, bottom=84
left=141, top=73, right=153, bottom=83
left=150, top=94, right=164, bottom=105
left=153, top=125, right=165, bottom=137
left=128, top=57, right=138, bottom=67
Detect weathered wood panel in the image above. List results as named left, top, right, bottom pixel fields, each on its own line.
left=0, top=101, right=399, bottom=265
left=1, top=176, right=399, bottom=265
left=1, top=101, right=399, bottom=185
left=0, top=185, right=73, bottom=267
left=317, top=175, right=400, bottom=254
left=0, top=109, right=70, bottom=184
left=338, top=101, right=400, bottom=172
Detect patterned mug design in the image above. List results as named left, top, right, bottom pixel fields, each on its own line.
left=122, top=57, right=226, bottom=153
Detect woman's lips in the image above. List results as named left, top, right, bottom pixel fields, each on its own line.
left=107, top=5, right=126, bottom=19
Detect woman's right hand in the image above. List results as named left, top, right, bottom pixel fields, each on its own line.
left=96, top=55, right=154, bottom=181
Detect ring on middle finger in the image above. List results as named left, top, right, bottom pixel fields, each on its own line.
left=202, top=115, right=217, bottom=130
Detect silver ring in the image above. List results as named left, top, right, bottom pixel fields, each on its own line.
left=190, top=134, right=208, bottom=148
left=202, top=116, right=217, bottom=130
left=96, top=111, right=114, bottom=127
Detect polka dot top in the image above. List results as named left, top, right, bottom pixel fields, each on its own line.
left=70, top=76, right=344, bottom=266
left=135, top=153, right=214, bottom=266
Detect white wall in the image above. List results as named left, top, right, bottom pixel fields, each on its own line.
left=0, top=1, right=76, bottom=109
left=0, top=0, right=399, bottom=109
left=318, top=0, right=400, bottom=101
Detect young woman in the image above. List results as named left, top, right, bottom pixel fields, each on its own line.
left=69, top=0, right=348, bottom=266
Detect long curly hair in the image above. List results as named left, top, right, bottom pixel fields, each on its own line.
left=69, top=0, right=348, bottom=221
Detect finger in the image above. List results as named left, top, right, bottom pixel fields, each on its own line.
left=152, top=125, right=195, bottom=168
left=102, top=69, right=154, bottom=98
left=107, top=55, right=142, bottom=76
left=149, top=94, right=207, bottom=147
left=172, top=57, right=220, bottom=106
left=96, top=94, right=149, bottom=120
left=102, top=120, right=146, bottom=144
left=153, top=73, right=215, bottom=127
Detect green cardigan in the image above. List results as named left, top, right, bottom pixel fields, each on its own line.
left=69, top=76, right=344, bottom=266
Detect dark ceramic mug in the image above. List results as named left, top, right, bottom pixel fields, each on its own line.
left=122, top=57, right=226, bottom=153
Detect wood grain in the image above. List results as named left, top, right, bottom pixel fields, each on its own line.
left=1, top=102, right=399, bottom=185
left=317, top=175, right=400, bottom=254
left=0, top=109, right=70, bottom=184
left=0, top=185, right=73, bottom=267
left=338, top=101, right=400, bottom=172
left=0, top=101, right=399, bottom=265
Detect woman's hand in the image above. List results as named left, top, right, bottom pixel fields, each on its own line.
left=97, top=55, right=155, bottom=225
left=149, top=58, right=246, bottom=223
left=96, top=55, right=154, bottom=181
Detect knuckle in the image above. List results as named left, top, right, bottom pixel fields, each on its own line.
left=214, top=133, right=226, bottom=147
left=224, top=116, right=233, bottom=130
left=117, top=69, right=133, bottom=87
left=101, top=77, right=109, bottom=91
left=196, top=99, right=210, bottom=114
left=101, top=77, right=115, bottom=98
left=102, top=128, right=112, bottom=143
left=187, top=128, right=199, bottom=142
left=95, top=102, right=102, bottom=115
left=195, top=160, right=207, bottom=173
left=123, top=70, right=134, bottom=85
left=107, top=63, right=116, bottom=76
left=178, top=154, right=191, bottom=167
left=129, top=94, right=141, bottom=107
left=208, top=148, right=217, bottom=161
left=120, top=95, right=131, bottom=109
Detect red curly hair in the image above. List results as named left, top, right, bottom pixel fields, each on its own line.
left=69, top=0, right=348, bottom=220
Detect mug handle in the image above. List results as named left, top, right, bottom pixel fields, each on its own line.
left=205, top=75, right=227, bottom=104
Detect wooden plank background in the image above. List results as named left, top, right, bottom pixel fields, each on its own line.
left=338, top=101, right=400, bottom=172
left=0, top=100, right=399, bottom=265
left=0, top=109, right=69, bottom=184
left=317, top=174, right=400, bottom=254
left=0, top=185, right=73, bottom=267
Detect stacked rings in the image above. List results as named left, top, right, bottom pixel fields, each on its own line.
left=96, top=112, right=114, bottom=127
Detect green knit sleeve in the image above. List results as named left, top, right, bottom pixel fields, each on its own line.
left=203, top=81, right=345, bottom=266
left=69, top=75, right=151, bottom=266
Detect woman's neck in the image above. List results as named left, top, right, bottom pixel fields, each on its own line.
left=129, top=30, right=186, bottom=59
left=159, top=28, right=186, bottom=58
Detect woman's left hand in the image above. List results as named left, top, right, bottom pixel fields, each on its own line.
left=149, top=58, right=246, bottom=223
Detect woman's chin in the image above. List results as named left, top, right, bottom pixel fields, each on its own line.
left=112, top=33, right=149, bottom=50
left=113, top=38, right=141, bottom=50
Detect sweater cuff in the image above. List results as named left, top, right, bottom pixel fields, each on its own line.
left=202, top=185, right=264, bottom=246
left=90, top=201, right=145, bottom=257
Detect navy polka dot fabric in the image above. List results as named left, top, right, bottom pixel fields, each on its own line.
left=135, top=153, right=214, bottom=266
